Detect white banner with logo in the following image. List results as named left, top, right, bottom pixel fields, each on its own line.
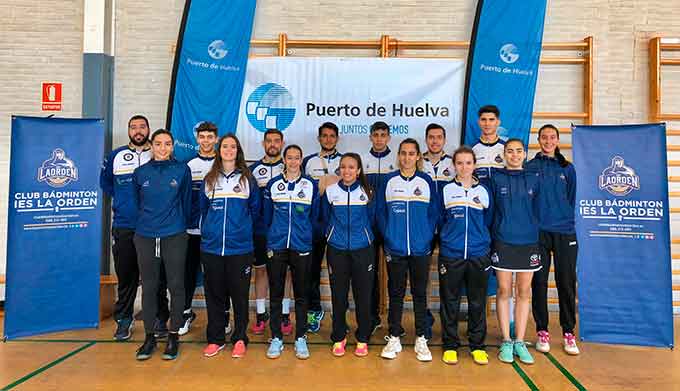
left=235, top=57, right=465, bottom=159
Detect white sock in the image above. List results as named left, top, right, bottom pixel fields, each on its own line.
left=256, top=299, right=266, bottom=314
left=282, top=298, right=291, bottom=315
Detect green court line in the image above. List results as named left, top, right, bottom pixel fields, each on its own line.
left=511, top=361, right=540, bottom=391
left=1, top=342, right=96, bottom=391
left=544, top=352, right=587, bottom=391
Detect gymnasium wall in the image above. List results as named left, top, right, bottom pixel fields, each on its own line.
left=1, top=0, right=680, bottom=308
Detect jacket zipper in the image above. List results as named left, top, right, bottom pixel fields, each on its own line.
left=406, top=181, right=411, bottom=256
left=286, top=189, right=293, bottom=249
left=464, top=189, right=469, bottom=259
left=346, top=188, right=351, bottom=249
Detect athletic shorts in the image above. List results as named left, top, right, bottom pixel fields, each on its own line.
left=253, top=235, right=268, bottom=268
left=490, top=240, right=542, bottom=272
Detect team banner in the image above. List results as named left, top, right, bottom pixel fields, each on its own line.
left=167, top=0, right=257, bottom=161
left=235, top=57, right=465, bottom=159
left=461, top=0, right=547, bottom=146
left=4, top=116, right=104, bottom=339
left=573, top=124, right=674, bottom=348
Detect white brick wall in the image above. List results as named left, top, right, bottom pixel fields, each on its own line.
left=0, top=0, right=84, bottom=299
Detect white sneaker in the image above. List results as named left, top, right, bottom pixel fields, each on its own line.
left=225, top=323, right=233, bottom=335
left=563, top=333, right=580, bottom=355
left=414, top=336, right=432, bottom=362
left=380, top=335, right=402, bottom=359
left=536, top=330, right=550, bottom=353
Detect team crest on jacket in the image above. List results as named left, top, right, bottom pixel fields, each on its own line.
left=473, top=196, right=481, bottom=204
left=233, top=184, right=242, bottom=193
left=359, top=194, right=366, bottom=201
left=297, top=190, right=305, bottom=198
left=334, top=167, right=340, bottom=175
left=170, top=179, right=178, bottom=187
left=123, top=152, right=134, bottom=161
left=443, top=168, right=450, bottom=176
left=494, top=154, right=503, bottom=163
left=37, top=148, right=78, bottom=188
left=277, top=183, right=286, bottom=191
left=259, top=167, right=267, bottom=175
left=414, top=187, right=422, bottom=196
left=598, top=156, right=640, bottom=196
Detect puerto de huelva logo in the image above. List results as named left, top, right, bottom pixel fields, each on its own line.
left=208, top=40, right=228, bottom=60
left=499, top=43, right=520, bottom=64
left=37, top=148, right=78, bottom=188
left=598, top=156, right=640, bottom=196
left=246, top=83, right=296, bottom=132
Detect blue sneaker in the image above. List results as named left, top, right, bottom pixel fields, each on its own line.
left=114, top=318, right=133, bottom=341
left=498, top=340, right=514, bottom=363
left=509, top=320, right=516, bottom=340
left=307, top=312, right=321, bottom=333
left=294, top=336, right=310, bottom=360
left=266, top=338, right=284, bottom=359
left=313, top=310, right=325, bottom=323
left=513, top=341, right=535, bottom=364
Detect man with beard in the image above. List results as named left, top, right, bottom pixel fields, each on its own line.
left=100, top=115, right=153, bottom=341
left=302, top=122, right=342, bottom=332
left=248, top=129, right=289, bottom=334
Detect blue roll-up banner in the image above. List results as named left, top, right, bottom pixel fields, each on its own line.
left=4, top=116, right=104, bottom=340
left=166, top=0, right=257, bottom=161
left=461, top=0, right=547, bottom=147
left=573, top=124, right=674, bottom=348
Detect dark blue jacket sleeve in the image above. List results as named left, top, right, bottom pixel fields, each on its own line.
left=131, top=167, right=141, bottom=223
left=182, top=165, right=193, bottom=228
left=200, top=181, right=210, bottom=223
left=375, top=182, right=387, bottom=236
left=566, top=163, right=577, bottom=208
left=482, top=183, right=494, bottom=227
left=437, top=185, right=446, bottom=232
left=310, top=181, right=321, bottom=227
left=100, top=151, right=114, bottom=196
left=427, top=177, right=440, bottom=233
left=262, top=180, right=274, bottom=229
left=320, top=192, right=331, bottom=234
left=248, top=178, right=261, bottom=229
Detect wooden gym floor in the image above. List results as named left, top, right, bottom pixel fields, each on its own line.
left=1, top=311, right=678, bottom=391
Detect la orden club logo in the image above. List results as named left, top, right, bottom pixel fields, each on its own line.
left=598, top=156, right=640, bottom=196
left=38, top=148, right=78, bottom=188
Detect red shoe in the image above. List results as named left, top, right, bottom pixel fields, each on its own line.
left=251, top=313, right=268, bottom=335
left=232, top=340, right=247, bottom=358
left=281, top=316, right=293, bottom=336
left=203, top=343, right=225, bottom=357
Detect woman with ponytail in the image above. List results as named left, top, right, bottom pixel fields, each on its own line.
left=526, top=124, right=580, bottom=356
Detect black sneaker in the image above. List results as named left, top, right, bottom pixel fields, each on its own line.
left=114, top=318, right=133, bottom=341
left=154, top=319, right=169, bottom=339
left=136, top=334, right=157, bottom=361
left=178, top=311, right=196, bottom=336
left=162, top=333, right=179, bottom=360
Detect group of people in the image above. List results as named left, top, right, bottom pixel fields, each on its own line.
left=100, top=105, right=580, bottom=365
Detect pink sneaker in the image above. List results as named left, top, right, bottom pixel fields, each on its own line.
left=332, top=339, right=347, bottom=357
left=354, top=342, right=368, bottom=357
left=535, top=330, right=550, bottom=353
left=232, top=340, right=247, bottom=358
left=251, top=319, right=267, bottom=335
left=563, top=333, right=580, bottom=355
left=203, top=343, right=225, bottom=357
left=281, top=316, right=293, bottom=336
